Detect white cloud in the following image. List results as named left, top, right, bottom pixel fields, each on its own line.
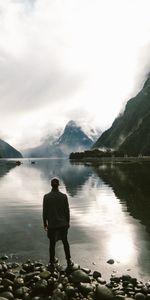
left=0, top=0, right=150, bottom=150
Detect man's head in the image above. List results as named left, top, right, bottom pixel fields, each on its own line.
left=51, top=178, right=59, bottom=189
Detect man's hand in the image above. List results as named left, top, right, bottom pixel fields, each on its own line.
left=44, top=225, right=48, bottom=231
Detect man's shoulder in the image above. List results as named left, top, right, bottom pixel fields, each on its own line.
left=58, top=191, right=67, bottom=199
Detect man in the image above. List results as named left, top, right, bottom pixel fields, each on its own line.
left=43, top=177, right=73, bottom=267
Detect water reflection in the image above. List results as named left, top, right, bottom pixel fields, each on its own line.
left=0, top=159, right=150, bottom=281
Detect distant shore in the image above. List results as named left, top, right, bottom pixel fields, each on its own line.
left=70, top=156, right=150, bottom=164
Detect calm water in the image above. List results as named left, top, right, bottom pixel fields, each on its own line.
left=0, top=158, right=150, bottom=281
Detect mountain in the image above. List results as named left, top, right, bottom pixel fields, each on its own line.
left=0, top=139, right=23, bottom=158
left=93, top=74, right=150, bottom=155
left=23, top=120, right=95, bottom=158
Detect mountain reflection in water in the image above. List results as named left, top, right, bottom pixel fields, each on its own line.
left=0, top=158, right=150, bottom=282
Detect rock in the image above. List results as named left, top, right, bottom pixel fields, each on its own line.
left=107, top=259, right=115, bottom=265
left=15, top=287, right=30, bottom=297
left=32, top=279, right=48, bottom=295
left=121, top=275, right=131, bottom=282
left=0, top=256, right=8, bottom=261
left=0, top=292, right=14, bottom=300
left=70, top=270, right=91, bottom=284
left=110, top=276, right=120, bottom=284
left=24, top=272, right=40, bottom=282
left=135, top=293, right=146, bottom=300
left=97, top=277, right=106, bottom=284
left=51, top=289, right=65, bottom=300
left=1, top=279, right=14, bottom=288
left=79, top=283, right=94, bottom=296
left=81, top=268, right=91, bottom=274
left=14, top=277, right=24, bottom=288
left=0, top=298, right=9, bottom=300
left=93, top=271, right=101, bottom=279
left=40, top=271, right=51, bottom=280
left=65, top=285, right=76, bottom=298
left=96, top=284, right=115, bottom=300
left=5, top=272, right=16, bottom=282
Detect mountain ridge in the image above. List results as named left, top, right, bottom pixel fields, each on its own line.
left=93, top=74, right=150, bottom=155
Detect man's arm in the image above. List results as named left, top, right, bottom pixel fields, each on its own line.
left=65, top=195, right=70, bottom=226
left=43, top=195, right=48, bottom=230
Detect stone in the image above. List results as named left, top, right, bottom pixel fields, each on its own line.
left=5, top=272, right=16, bottom=282
left=0, top=256, right=8, bottom=261
left=0, top=298, right=8, bottom=300
left=70, top=270, right=91, bottom=284
left=40, top=271, right=51, bottom=280
left=79, top=283, right=94, bottom=296
left=110, top=277, right=120, bottom=284
left=0, top=292, right=14, bottom=300
left=97, top=277, right=106, bottom=284
left=135, top=293, right=146, bottom=300
left=81, top=268, right=91, bottom=274
left=1, top=279, right=14, bottom=288
left=14, top=277, right=24, bottom=288
left=15, top=287, right=30, bottom=297
left=93, top=271, right=101, bottom=279
left=65, top=285, right=76, bottom=298
left=107, top=259, right=115, bottom=265
left=96, top=284, right=115, bottom=300
left=24, top=272, right=40, bottom=282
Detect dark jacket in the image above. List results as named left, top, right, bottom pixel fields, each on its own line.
left=43, top=189, right=70, bottom=229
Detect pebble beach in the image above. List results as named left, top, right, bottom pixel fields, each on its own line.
left=0, top=256, right=150, bottom=300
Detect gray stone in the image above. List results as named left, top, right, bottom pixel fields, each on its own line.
left=0, top=298, right=8, bottom=300
left=70, top=270, right=91, bottom=284
left=96, top=284, right=115, bottom=300
left=24, top=272, right=40, bottom=282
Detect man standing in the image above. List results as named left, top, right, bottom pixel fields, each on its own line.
left=43, top=178, right=73, bottom=267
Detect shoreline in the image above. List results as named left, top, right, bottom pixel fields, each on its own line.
left=0, top=257, right=150, bottom=300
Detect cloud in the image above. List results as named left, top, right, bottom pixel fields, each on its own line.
left=0, top=0, right=150, bottom=149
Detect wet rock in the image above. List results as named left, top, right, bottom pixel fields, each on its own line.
left=14, top=277, right=24, bottom=289
left=0, top=256, right=9, bottom=261
left=81, top=268, right=91, bottom=274
left=1, top=279, right=14, bottom=288
left=107, top=259, right=115, bottom=265
left=5, top=272, right=16, bottom=282
left=0, top=292, right=14, bottom=300
left=51, top=288, right=65, bottom=300
left=70, top=270, right=91, bottom=284
left=135, top=292, right=146, bottom=300
left=14, top=286, right=30, bottom=298
left=31, top=279, right=48, bottom=295
left=110, top=276, right=120, bottom=284
left=0, top=266, right=3, bottom=273
left=24, top=272, right=40, bottom=282
left=39, top=271, right=51, bottom=280
left=0, top=287, right=4, bottom=293
left=96, top=284, right=115, bottom=300
left=79, top=283, right=94, bottom=296
left=65, top=285, right=76, bottom=298
left=93, top=271, right=101, bottom=279
left=97, top=277, right=106, bottom=284
left=0, top=297, right=9, bottom=300
left=121, top=275, right=131, bottom=282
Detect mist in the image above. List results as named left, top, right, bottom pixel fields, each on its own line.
left=0, top=0, right=150, bottom=150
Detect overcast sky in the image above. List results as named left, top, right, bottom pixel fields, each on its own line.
left=0, top=0, right=150, bottom=150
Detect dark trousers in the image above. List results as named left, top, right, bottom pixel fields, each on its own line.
left=48, top=227, right=71, bottom=263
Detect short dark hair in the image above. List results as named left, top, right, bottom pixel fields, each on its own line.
left=51, top=178, right=59, bottom=187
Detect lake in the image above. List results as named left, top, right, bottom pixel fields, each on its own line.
left=0, top=158, right=150, bottom=282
